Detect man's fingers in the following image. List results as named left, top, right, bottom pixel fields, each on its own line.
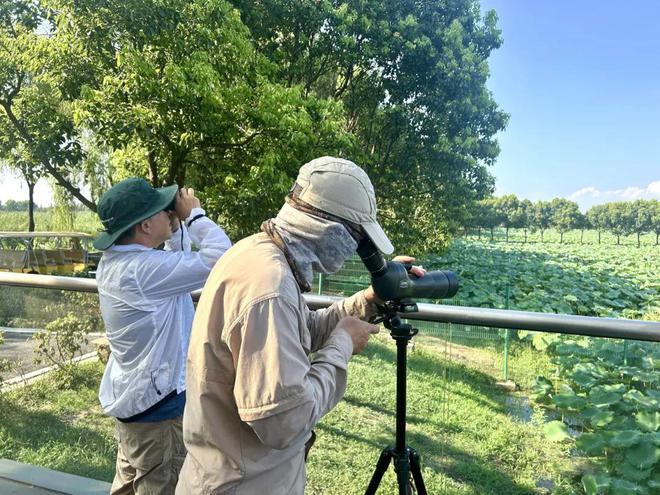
left=369, top=326, right=380, bottom=334
left=188, top=187, right=195, bottom=196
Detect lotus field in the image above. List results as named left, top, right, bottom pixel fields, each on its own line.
left=427, top=239, right=658, bottom=319
left=425, top=239, right=660, bottom=494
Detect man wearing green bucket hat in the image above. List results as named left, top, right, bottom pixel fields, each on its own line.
left=94, top=177, right=231, bottom=494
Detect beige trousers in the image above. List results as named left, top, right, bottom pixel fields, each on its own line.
left=111, top=416, right=186, bottom=495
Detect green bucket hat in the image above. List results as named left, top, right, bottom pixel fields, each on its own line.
left=93, top=178, right=178, bottom=250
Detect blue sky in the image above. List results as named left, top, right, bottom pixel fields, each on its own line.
left=2, top=2, right=660, bottom=211
left=481, top=0, right=660, bottom=210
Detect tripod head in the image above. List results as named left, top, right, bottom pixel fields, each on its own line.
left=370, top=299, right=419, bottom=340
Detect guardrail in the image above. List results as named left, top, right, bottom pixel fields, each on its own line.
left=1, top=272, right=659, bottom=342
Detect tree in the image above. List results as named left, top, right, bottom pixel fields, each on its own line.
left=586, top=204, right=608, bottom=244
left=494, top=194, right=523, bottom=242
left=531, top=201, right=553, bottom=242
left=228, top=0, right=508, bottom=251
left=550, top=198, right=580, bottom=244
left=1, top=142, right=44, bottom=231
left=69, top=0, right=353, bottom=240
left=519, top=199, right=533, bottom=243
left=0, top=0, right=95, bottom=209
left=631, top=199, right=653, bottom=248
left=604, top=202, right=634, bottom=245
left=650, top=200, right=660, bottom=246
left=476, top=198, right=504, bottom=241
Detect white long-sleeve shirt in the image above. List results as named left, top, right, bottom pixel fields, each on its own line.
left=97, top=208, right=231, bottom=418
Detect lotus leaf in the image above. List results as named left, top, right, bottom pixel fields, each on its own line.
left=626, top=440, right=660, bottom=470
left=576, top=432, right=608, bottom=455
left=609, top=430, right=643, bottom=449
left=636, top=412, right=660, bottom=432
left=543, top=420, right=570, bottom=442
left=582, top=473, right=610, bottom=495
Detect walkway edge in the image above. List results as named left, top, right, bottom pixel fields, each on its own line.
left=0, top=459, right=112, bottom=495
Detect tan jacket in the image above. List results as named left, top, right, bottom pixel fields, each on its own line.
left=177, top=233, right=376, bottom=494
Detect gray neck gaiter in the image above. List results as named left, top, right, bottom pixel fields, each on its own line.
left=270, top=203, right=357, bottom=287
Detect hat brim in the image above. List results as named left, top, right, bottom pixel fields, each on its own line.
left=363, top=221, right=394, bottom=255
left=93, top=185, right=179, bottom=250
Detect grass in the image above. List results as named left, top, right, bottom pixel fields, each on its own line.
left=0, top=338, right=579, bottom=493
left=0, top=364, right=116, bottom=481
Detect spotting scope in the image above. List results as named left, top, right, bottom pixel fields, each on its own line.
left=356, top=240, right=459, bottom=302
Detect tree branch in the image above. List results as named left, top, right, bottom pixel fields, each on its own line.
left=0, top=100, right=97, bottom=211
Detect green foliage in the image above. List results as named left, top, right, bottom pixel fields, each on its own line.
left=0, top=330, right=13, bottom=385
left=33, top=313, right=90, bottom=387
left=231, top=0, right=508, bottom=252
left=0, top=210, right=100, bottom=232
left=426, top=240, right=658, bottom=318
left=0, top=0, right=93, bottom=208
left=2, top=0, right=509, bottom=252
left=467, top=196, right=660, bottom=246
left=530, top=336, right=660, bottom=494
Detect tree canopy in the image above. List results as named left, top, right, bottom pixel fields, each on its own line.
left=1, top=0, right=508, bottom=251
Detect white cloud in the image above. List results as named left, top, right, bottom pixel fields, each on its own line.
left=569, top=186, right=601, bottom=200
left=647, top=180, right=660, bottom=195
left=569, top=180, right=660, bottom=211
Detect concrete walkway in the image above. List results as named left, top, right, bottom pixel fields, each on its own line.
left=0, top=459, right=111, bottom=495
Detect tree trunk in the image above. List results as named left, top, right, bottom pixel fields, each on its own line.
left=656, top=232, right=659, bottom=245
left=490, top=227, right=494, bottom=241
left=637, top=232, right=641, bottom=248
left=560, top=231, right=564, bottom=244
left=598, top=230, right=601, bottom=244
left=27, top=180, right=35, bottom=232
left=617, top=235, right=620, bottom=245
left=580, top=229, right=584, bottom=244
left=477, top=227, right=481, bottom=240
left=147, top=150, right=159, bottom=186
left=505, top=227, right=509, bottom=242
left=541, top=230, right=544, bottom=242
left=524, top=229, right=527, bottom=243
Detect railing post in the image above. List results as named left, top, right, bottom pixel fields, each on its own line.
left=503, top=285, right=510, bottom=381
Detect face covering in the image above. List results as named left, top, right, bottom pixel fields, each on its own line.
left=262, top=202, right=357, bottom=291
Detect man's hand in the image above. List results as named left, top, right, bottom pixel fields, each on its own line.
left=392, top=255, right=426, bottom=277
left=175, top=187, right=202, bottom=221
left=335, top=316, right=379, bottom=355
left=364, top=255, right=427, bottom=304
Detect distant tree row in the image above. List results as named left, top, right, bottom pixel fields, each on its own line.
left=466, top=195, right=660, bottom=246
left=0, top=199, right=43, bottom=212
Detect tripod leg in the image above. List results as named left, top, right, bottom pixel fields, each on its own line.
left=365, top=448, right=394, bottom=495
left=394, top=450, right=411, bottom=495
left=409, top=448, right=427, bottom=495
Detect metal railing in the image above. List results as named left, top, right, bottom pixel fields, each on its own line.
left=2, top=272, right=659, bottom=342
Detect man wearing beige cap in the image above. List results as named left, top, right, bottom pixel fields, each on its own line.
left=177, top=157, right=421, bottom=494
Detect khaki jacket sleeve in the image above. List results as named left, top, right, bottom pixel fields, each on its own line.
left=306, top=289, right=378, bottom=353
left=227, top=296, right=353, bottom=450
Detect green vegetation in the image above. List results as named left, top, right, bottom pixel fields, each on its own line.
left=466, top=196, right=660, bottom=246
left=0, top=210, right=100, bottom=233
left=0, top=363, right=116, bottom=481
left=1, top=0, right=507, bottom=253
left=426, top=239, right=659, bottom=319
left=0, top=341, right=578, bottom=493
left=530, top=337, right=660, bottom=495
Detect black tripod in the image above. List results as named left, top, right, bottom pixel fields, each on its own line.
left=365, top=300, right=427, bottom=495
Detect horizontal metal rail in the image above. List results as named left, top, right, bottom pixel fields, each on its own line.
left=2, top=272, right=659, bottom=342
